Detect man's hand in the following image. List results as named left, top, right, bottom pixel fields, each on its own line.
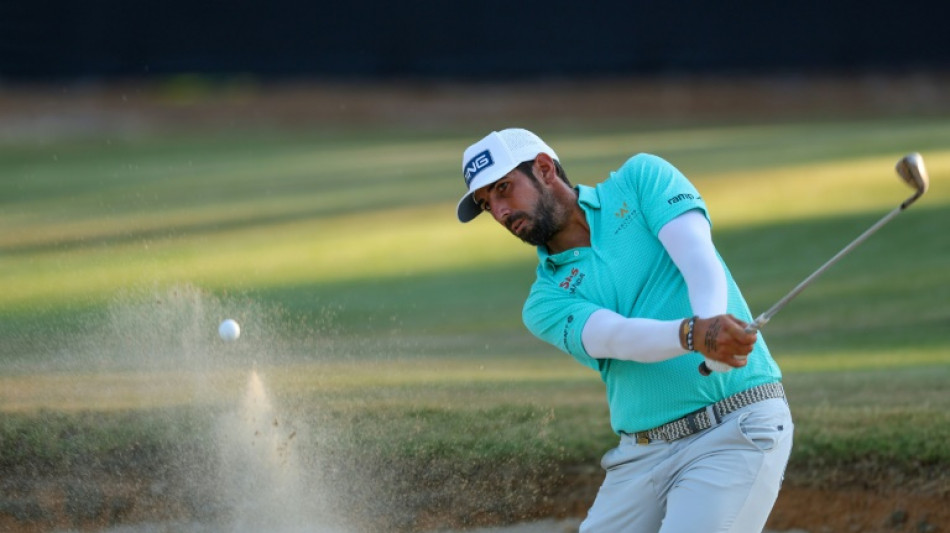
left=692, top=314, right=756, bottom=368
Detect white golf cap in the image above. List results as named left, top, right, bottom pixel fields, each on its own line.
left=456, top=128, right=559, bottom=223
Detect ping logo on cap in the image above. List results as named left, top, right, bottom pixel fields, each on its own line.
left=463, top=150, right=494, bottom=186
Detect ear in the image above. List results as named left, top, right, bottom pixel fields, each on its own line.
left=534, top=153, right=558, bottom=185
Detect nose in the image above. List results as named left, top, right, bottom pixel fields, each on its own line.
left=490, top=199, right=511, bottom=223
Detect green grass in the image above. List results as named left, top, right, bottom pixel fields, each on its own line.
left=1, top=113, right=950, bottom=494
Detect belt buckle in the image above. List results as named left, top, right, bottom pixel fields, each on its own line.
left=635, top=433, right=651, bottom=445
left=684, top=410, right=702, bottom=434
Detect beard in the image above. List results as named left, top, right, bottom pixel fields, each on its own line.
left=506, top=186, right=565, bottom=246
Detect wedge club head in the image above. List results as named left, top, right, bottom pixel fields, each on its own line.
left=896, top=152, right=929, bottom=209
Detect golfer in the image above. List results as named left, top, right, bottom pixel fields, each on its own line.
left=456, top=128, right=793, bottom=532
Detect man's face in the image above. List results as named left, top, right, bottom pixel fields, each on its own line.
left=472, top=166, right=566, bottom=246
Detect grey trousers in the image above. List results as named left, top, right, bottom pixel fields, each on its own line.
left=580, top=398, right=794, bottom=533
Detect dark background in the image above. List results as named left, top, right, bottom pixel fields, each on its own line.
left=1, top=0, right=948, bottom=81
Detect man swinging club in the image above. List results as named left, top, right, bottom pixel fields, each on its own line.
left=455, top=128, right=793, bottom=532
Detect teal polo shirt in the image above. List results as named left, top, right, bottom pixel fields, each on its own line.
left=522, top=153, right=782, bottom=434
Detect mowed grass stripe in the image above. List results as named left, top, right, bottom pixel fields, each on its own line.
left=0, top=356, right=599, bottom=413
left=2, top=141, right=947, bottom=311
left=3, top=348, right=947, bottom=413
left=0, top=204, right=534, bottom=309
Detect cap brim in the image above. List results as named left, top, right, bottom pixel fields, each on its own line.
left=456, top=191, right=481, bottom=223
left=456, top=158, right=518, bottom=223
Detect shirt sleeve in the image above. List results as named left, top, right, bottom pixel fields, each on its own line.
left=522, top=278, right=603, bottom=371
left=621, top=153, right=710, bottom=235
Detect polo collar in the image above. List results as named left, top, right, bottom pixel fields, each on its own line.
left=537, top=185, right=600, bottom=273
left=576, top=184, right=600, bottom=209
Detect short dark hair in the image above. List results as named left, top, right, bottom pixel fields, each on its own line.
left=516, top=159, right=570, bottom=186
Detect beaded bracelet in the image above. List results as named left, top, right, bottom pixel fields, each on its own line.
left=686, top=316, right=697, bottom=352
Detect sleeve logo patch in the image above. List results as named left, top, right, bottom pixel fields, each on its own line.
left=667, top=193, right=698, bottom=205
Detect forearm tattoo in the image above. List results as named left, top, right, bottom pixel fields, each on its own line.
left=705, top=318, right=721, bottom=353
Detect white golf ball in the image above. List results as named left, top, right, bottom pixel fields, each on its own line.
left=218, top=319, right=241, bottom=341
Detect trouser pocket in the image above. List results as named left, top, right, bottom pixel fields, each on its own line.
left=736, top=398, right=793, bottom=452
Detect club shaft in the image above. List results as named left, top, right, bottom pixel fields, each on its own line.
left=745, top=204, right=903, bottom=332
left=702, top=153, right=928, bottom=374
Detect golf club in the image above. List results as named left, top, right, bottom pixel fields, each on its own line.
left=700, top=152, right=930, bottom=376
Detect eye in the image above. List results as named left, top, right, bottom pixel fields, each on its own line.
left=496, top=182, right=509, bottom=193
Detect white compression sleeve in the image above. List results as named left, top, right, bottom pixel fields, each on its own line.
left=660, top=209, right=731, bottom=372
left=658, top=210, right=728, bottom=318
left=581, top=309, right=684, bottom=363
left=580, top=210, right=727, bottom=363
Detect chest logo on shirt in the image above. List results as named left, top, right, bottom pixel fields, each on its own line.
left=559, top=267, right=585, bottom=294
left=614, top=200, right=638, bottom=235
left=614, top=202, right=630, bottom=218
